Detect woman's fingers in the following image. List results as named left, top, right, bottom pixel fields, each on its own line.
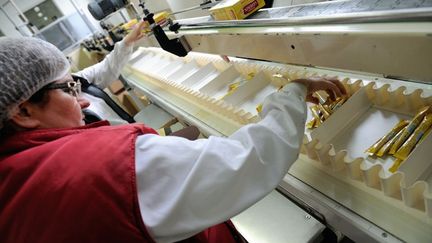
left=307, top=94, right=320, bottom=104
left=326, top=88, right=336, bottom=101
left=314, top=80, right=342, bottom=99
left=124, top=21, right=149, bottom=45
left=291, top=77, right=346, bottom=103
left=327, top=78, right=347, bottom=96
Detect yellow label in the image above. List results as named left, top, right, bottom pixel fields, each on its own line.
left=256, top=103, right=263, bottom=113
left=365, top=120, right=409, bottom=156
left=376, top=128, right=404, bottom=157
left=389, top=106, right=430, bottom=154
left=210, top=0, right=265, bottom=20
left=394, top=114, right=432, bottom=160
left=389, top=159, right=404, bottom=173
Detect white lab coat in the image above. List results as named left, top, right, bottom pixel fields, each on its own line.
left=75, top=40, right=307, bottom=242
left=75, top=40, right=134, bottom=125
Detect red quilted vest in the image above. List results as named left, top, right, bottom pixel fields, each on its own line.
left=0, top=121, right=242, bottom=243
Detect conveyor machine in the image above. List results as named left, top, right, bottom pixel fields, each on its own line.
left=121, top=1, right=432, bottom=242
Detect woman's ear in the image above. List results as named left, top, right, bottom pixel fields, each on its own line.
left=9, top=102, right=41, bottom=129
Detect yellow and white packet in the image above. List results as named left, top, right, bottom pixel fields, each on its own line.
left=365, top=120, right=409, bottom=156
left=376, top=128, right=405, bottom=157
left=389, top=106, right=430, bottom=154
left=394, top=114, right=432, bottom=160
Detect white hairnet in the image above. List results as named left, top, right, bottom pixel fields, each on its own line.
left=0, top=37, right=70, bottom=128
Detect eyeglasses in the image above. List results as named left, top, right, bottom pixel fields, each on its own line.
left=44, top=80, right=82, bottom=97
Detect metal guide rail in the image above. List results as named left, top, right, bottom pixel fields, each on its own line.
left=176, top=0, right=432, bottom=27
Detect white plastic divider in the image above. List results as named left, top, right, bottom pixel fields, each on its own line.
left=127, top=56, right=258, bottom=125
left=130, top=52, right=154, bottom=70
left=139, top=55, right=170, bottom=73
left=399, top=130, right=432, bottom=215
left=181, top=63, right=220, bottom=90
left=129, top=49, right=145, bottom=64
left=222, top=72, right=277, bottom=115
left=157, top=59, right=185, bottom=78
left=166, top=60, right=200, bottom=84
left=149, top=58, right=176, bottom=75
left=199, top=65, right=242, bottom=99
left=311, top=87, right=371, bottom=146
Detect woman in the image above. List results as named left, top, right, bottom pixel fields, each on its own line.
left=0, top=22, right=346, bottom=243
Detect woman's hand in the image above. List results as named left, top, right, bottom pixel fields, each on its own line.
left=124, top=21, right=149, bottom=46
left=292, top=77, right=347, bottom=104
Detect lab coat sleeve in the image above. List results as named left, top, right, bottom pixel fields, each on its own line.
left=74, top=40, right=134, bottom=89
left=135, top=83, right=307, bottom=243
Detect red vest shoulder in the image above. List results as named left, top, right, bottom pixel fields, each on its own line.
left=0, top=123, right=155, bottom=243
left=0, top=122, right=241, bottom=243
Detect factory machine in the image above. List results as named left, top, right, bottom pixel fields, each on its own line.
left=119, top=0, right=432, bottom=242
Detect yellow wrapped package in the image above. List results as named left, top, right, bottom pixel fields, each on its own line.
left=389, top=106, right=430, bottom=154
left=365, top=120, right=409, bottom=156
left=210, top=0, right=265, bottom=21
left=122, top=12, right=168, bottom=33
left=394, top=114, right=432, bottom=160
left=376, top=128, right=405, bottom=157
left=388, top=158, right=404, bottom=173
left=256, top=103, right=263, bottom=113
left=306, top=118, right=317, bottom=129
left=122, top=19, right=138, bottom=30
left=419, top=127, right=432, bottom=143
left=330, top=96, right=347, bottom=111
left=317, top=103, right=331, bottom=119
left=310, top=106, right=323, bottom=125
left=154, top=11, right=170, bottom=26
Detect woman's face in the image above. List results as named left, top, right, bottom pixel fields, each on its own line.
left=29, top=74, right=90, bottom=129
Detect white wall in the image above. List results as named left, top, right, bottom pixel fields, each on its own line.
left=0, top=0, right=88, bottom=37
left=0, top=0, right=45, bottom=37
left=0, top=0, right=172, bottom=37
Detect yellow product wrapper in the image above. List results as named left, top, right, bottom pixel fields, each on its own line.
left=317, top=103, right=331, bottom=119
left=210, top=0, right=265, bottom=20
left=365, top=120, right=409, bottom=156
left=306, top=118, right=316, bottom=129
left=122, top=19, right=138, bottom=30
left=122, top=19, right=152, bottom=34
left=419, top=127, right=432, bottom=144
left=310, top=106, right=323, bottom=124
left=394, top=114, right=432, bottom=160
left=220, top=90, right=236, bottom=100
left=313, top=92, right=328, bottom=105
left=227, top=79, right=248, bottom=92
left=256, top=103, right=263, bottom=113
left=154, top=11, right=170, bottom=26
left=389, top=106, right=430, bottom=154
left=376, top=128, right=405, bottom=157
left=246, top=72, right=255, bottom=80
left=330, top=96, right=347, bottom=111
left=388, top=158, right=404, bottom=173
left=228, top=83, right=240, bottom=92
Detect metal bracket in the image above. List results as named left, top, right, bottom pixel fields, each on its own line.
left=138, top=1, right=191, bottom=57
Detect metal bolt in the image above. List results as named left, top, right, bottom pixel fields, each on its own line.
left=382, top=232, right=387, bottom=238
left=305, top=215, right=311, bottom=220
